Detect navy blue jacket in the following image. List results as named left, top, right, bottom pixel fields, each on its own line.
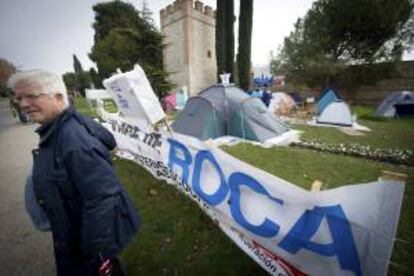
left=261, top=90, right=272, bottom=107
left=32, top=106, right=139, bottom=275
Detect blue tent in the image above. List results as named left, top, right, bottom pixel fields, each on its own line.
left=375, top=91, right=414, bottom=118
left=316, top=88, right=342, bottom=114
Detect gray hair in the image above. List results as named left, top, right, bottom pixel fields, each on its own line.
left=8, top=69, right=69, bottom=107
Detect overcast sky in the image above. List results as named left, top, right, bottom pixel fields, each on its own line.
left=1, top=0, right=413, bottom=75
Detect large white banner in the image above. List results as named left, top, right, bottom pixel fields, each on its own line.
left=105, top=116, right=405, bottom=276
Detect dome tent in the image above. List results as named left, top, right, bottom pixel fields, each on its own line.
left=316, top=87, right=342, bottom=115
left=172, top=84, right=289, bottom=142
left=316, top=100, right=353, bottom=126
left=375, top=91, right=414, bottom=118
left=268, top=92, right=297, bottom=115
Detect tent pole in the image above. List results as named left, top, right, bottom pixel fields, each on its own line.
left=163, top=118, right=174, bottom=137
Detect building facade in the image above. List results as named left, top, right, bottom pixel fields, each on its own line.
left=160, top=0, right=217, bottom=96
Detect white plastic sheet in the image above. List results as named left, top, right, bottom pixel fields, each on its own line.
left=103, top=65, right=165, bottom=125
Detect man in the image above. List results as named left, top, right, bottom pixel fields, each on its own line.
left=261, top=84, right=272, bottom=107
left=8, top=90, right=28, bottom=123
left=8, top=70, right=140, bottom=275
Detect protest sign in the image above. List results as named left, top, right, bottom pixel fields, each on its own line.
left=106, top=116, right=404, bottom=276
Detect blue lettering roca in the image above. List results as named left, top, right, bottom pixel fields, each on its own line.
left=279, top=205, right=361, bottom=276
left=192, top=150, right=228, bottom=205
left=229, top=172, right=283, bottom=237
left=167, top=138, right=192, bottom=183
left=166, top=138, right=361, bottom=275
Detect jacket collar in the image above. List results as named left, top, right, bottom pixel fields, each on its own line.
left=36, top=106, right=74, bottom=146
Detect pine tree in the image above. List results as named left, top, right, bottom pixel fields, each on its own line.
left=215, top=0, right=235, bottom=82
left=215, top=0, right=226, bottom=80
left=73, top=54, right=83, bottom=73
left=237, top=0, right=253, bottom=91
left=224, top=0, right=235, bottom=81
left=71, top=54, right=91, bottom=96
left=89, top=68, right=101, bottom=88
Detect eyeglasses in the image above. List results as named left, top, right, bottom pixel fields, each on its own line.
left=13, top=92, right=49, bottom=103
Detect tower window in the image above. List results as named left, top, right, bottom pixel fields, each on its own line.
left=207, top=50, right=211, bottom=58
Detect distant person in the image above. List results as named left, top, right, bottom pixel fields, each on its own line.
left=8, top=69, right=140, bottom=276
left=68, top=91, right=75, bottom=106
left=261, top=84, right=272, bottom=107
left=249, top=84, right=263, bottom=98
left=8, top=90, right=28, bottom=123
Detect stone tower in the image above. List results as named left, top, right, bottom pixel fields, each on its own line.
left=160, top=0, right=217, bottom=96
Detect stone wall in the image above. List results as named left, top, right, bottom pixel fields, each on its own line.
left=344, top=61, right=414, bottom=106
left=160, top=0, right=217, bottom=96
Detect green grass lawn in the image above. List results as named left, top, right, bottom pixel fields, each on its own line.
left=294, top=105, right=414, bottom=151
left=75, top=99, right=414, bottom=275
left=295, top=118, right=414, bottom=151
left=116, top=159, right=266, bottom=276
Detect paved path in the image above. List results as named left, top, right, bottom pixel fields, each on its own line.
left=0, top=98, right=55, bottom=275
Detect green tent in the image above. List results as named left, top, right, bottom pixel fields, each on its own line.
left=172, top=84, right=289, bottom=142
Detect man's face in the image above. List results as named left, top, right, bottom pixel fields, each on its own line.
left=14, top=80, right=64, bottom=124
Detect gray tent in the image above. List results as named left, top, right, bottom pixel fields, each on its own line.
left=316, top=100, right=353, bottom=126
left=172, top=84, right=289, bottom=142
left=375, top=91, right=414, bottom=118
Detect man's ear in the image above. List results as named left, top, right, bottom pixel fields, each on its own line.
left=54, top=93, right=66, bottom=107
left=54, top=93, right=63, bottom=101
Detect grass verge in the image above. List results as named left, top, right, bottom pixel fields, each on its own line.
left=294, top=118, right=414, bottom=151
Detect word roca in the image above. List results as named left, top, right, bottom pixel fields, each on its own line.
left=167, top=138, right=362, bottom=276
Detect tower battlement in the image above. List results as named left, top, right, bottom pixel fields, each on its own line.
left=160, top=0, right=215, bottom=27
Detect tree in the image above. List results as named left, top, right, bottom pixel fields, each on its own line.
left=215, top=1, right=226, bottom=79
left=237, top=0, right=253, bottom=91
left=272, top=0, right=414, bottom=90
left=73, top=54, right=83, bottom=73
left=224, top=0, right=235, bottom=80
left=62, top=72, right=77, bottom=92
left=215, top=0, right=235, bottom=81
left=89, top=68, right=102, bottom=88
left=0, top=58, right=16, bottom=97
left=71, top=54, right=91, bottom=96
left=89, top=1, right=171, bottom=97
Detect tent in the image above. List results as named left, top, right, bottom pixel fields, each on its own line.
left=316, top=100, right=353, bottom=126
left=287, top=92, right=303, bottom=104
left=268, top=92, right=297, bottom=115
left=316, top=88, right=342, bottom=114
left=172, top=84, right=289, bottom=142
left=374, top=91, right=414, bottom=118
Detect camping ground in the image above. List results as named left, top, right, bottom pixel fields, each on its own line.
left=75, top=97, right=414, bottom=275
